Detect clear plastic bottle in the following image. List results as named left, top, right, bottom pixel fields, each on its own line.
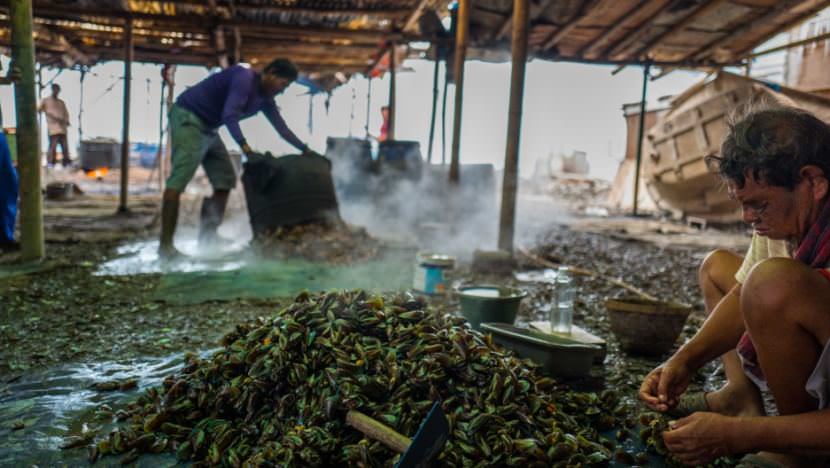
left=552, top=266, right=574, bottom=335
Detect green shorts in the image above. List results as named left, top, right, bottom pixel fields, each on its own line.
left=165, top=104, right=237, bottom=192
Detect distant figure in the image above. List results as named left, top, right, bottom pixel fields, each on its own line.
left=38, top=83, right=72, bottom=167
left=378, top=106, right=390, bottom=142
left=159, top=59, right=313, bottom=258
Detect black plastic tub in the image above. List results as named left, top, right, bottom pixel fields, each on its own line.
left=378, top=140, right=422, bottom=179
left=241, top=152, right=340, bottom=235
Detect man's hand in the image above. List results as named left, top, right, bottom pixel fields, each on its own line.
left=639, top=357, right=693, bottom=412
left=241, top=143, right=255, bottom=156
left=663, top=413, right=740, bottom=466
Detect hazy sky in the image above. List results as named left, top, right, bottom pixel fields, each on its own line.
left=0, top=37, right=789, bottom=181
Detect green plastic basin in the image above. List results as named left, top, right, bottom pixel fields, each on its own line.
left=458, top=286, right=526, bottom=330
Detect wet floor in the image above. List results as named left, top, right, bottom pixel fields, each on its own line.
left=97, top=238, right=250, bottom=276
left=0, top=351, right=211, bottom=466
left=0, top=347, right=667, bottom=467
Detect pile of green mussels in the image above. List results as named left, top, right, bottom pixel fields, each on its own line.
left=251, top=221, right=382, bottom=265
left=90, top=290, right=632, bottom=466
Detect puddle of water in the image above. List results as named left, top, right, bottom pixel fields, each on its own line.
left=97, top=238, right=249, bottom=275
left=0, top=351, right=213, bottom=466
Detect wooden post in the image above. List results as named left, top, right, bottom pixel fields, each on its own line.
left=214, top=26, right=229, bottom=68
left=449, top=0, right=470, bottom=183
left=163, top=66, right=176, bottom=186
left=632, top=62, right=650, bottom=216
left=118, top=17, right=133, bottom=213
left=427, top=45, right=440, bottom=164
left=441, top=74, right=449, bottom=165
left=10, top=0, right=44, bottom=260
left=388, top=42, right=396, bottom=141
left=78, top=69, right=86, bottom=144
left=232, top=27, right=242, bottom=65
left=365, top=76, right=372, bottom=138
left=497, top=0, right=529, bottom=253
left=154, top=73, right=166, bottom=191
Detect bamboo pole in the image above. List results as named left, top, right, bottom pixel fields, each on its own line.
left=497, top=0, right=529, bottom=253
left=518, top=248, right=658, bottom=301
left=632, top=62, right=650, bottom=216
left=388, top=42, right=396, bottom=141
left=163, top=66, right=175, bottom=185
left=427, top=45, right=440, bottom=163
left=118, top=17, right=133, bottom=213
left=213, top=25, right=229, bottom=68
left=441, top=70, right=449, bottom=165
left=365, top=76, right=372, bottom=138
left=449, top=0, right=470, bottom=183
left=747, top=30, right=830, bottom=59
left=10, top=0, right=44, bottom=260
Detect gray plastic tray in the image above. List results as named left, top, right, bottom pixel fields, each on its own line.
left=481, top=322, right=602, bottom=378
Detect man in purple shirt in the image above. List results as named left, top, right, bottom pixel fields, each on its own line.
left=159, top=59, right=310, bottom=258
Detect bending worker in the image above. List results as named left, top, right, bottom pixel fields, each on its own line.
left=639, top=106, right=830, bottom=467
left=159, top=59, right=311, bottom=258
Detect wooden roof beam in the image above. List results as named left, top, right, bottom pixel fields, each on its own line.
left=36, top=24, right=93, bottom=66
left=605, top=0, right=686, bottom=60
left=689, top=0, right=807, bottom=62
left=730, top=0, right=830, bottom=60
left=494, top=0, right=556, bottom=41
left=34, top=23, right=208, bottom=45
left=577, top=0, right=647, bottom=59
left=81, top=44, right=373, bottom=72
left=151, top=0, right=413, bottom=18
left=617, top=0, right=729, bottom=61
left=534, top=50, right=738, bottom=68
left=402, top=0, right=431, bottom=33
left=24, top=5, right=410, bottom=42
left=540, top=0, right=601, bottom=51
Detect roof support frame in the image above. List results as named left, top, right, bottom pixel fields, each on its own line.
left=576, top=0, right=649, bottom=59
left=689, top=0, right=808, bottom=62
left=540, top=0, right=602, bottom=51
left=494, top=0, right=556, bottom=41
left=614, top=0, right=729, bottom=62
left=605, top=0, right=686, bottom=60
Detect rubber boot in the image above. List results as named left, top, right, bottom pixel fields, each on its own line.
left=198, top=190, right=230, bottom=247
left=159, top=192, right=183, bottom=259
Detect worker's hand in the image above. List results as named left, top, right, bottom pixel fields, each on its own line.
left=663, top=413, right=740, bottom=465
left=639, top=357, right=693, bottom=412
left=241, top=143, right=255, bottom=157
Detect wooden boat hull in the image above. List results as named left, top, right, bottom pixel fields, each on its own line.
left=644, top=72, right=830, bottom=222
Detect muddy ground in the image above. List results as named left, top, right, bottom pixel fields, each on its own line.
left=0, top=224, right=730, bottom=403
left=0, top=242, right=284, bottom=377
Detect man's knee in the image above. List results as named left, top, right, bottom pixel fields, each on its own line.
left=699, top=249, right=740, bottom=287
left=741, top=257, right=806, bottom=327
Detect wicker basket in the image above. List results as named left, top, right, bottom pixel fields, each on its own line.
left=605, top=296, right=692, bottom=356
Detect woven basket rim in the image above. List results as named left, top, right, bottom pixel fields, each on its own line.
left=605, top=296, right=692, bottom=316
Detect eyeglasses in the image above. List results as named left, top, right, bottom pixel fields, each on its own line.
left=743, top=201, right=769, bottom=221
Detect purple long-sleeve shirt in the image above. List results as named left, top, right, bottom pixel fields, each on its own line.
left=175, top=65, right=306, bottom=151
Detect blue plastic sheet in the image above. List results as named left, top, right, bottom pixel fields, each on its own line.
left=0, top=132, right=17, bottom=243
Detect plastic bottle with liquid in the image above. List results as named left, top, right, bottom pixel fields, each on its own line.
left=552, top=266, right=574, bottom=335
